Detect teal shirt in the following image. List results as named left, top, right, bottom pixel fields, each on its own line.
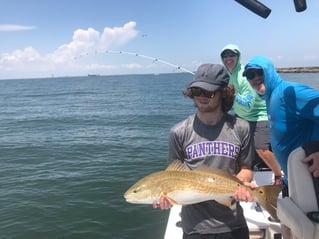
left=221, top=44, right=268, bottom=122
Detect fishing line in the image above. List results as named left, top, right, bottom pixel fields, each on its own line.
left=74, top=50, right=195, bottom=75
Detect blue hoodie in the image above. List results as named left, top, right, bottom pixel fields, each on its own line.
left=245, top=55, right=319, bottom=184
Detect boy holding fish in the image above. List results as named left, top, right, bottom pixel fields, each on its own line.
left=154, top=64, right=256, bottom=239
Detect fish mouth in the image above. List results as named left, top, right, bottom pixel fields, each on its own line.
left=124, top=195, right=136, bottom=203
left=124, top=199, right=139, bottom=204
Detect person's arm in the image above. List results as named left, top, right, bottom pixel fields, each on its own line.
left=233, top=74, right=255, bottom=109
left=295, top=85, right=319, bottom=120
left=153, top=126, right=183, bottom=210
left=303, top=151, right=319, bottom=177
left=234, top=93, right=254, bottom=109
left=236, top=165, right=253, bottom=183
left=233, top=166, right=255, bottom=202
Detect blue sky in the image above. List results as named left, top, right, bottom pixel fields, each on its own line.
left=1, top=0, right=319, bottom=79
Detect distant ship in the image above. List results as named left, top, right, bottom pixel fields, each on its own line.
left=88, top=74, right=100, bottom=77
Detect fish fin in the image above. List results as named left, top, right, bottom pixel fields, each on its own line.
left=166, top=160, right=191, bottom=171
left=253, top=185, right=283, bottom=220
left=160, top=193, right=179, bottom=205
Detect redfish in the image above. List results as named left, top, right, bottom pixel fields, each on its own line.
left=124, top=160, right=282, bottom=219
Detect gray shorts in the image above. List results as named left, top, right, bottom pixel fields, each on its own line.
left=248, top=120, right=271, bottom=150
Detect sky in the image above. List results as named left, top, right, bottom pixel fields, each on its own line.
left=0, top=0, right=319, bottom=79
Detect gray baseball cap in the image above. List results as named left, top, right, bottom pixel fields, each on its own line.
left=188, top=64, right=229, bottom=92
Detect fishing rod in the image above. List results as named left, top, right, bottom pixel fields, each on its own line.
left=75, top=50, right=195, bottom=75
left=106, top=50, right=194, bottom=75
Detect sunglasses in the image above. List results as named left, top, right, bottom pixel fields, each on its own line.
left=221, top=52, right=237, bottom=58
left=190, top=87, right=216, bottom=98
left=245, top=68, right=264, bottom=80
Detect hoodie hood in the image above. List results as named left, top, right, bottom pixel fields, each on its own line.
left=244, top=55, right=283, bottom=102
left=221, top=44, right=240, bottom=57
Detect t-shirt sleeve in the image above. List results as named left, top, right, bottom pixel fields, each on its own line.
left=167, top=126, right=185, bottom=164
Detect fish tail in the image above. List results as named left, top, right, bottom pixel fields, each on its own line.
left=252, top=185, right=283, bottom=219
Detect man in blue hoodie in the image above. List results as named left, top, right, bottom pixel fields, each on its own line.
left=243, top=55, right=319, bottom=185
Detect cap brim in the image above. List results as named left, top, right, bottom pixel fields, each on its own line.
left=221, top=49, right=237, bottom=54
left=189, top=81, right=220, bottom=92
left=243, top=67, right=262, bottom=77
left=221, top=49, right=238, bottom=57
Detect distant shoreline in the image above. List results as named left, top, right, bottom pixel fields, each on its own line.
left=276, top=66, right=319, bottom=73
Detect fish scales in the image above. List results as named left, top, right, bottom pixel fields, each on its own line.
left=162, top=170, right=241, bottom=194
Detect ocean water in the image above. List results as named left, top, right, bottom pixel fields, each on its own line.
left=0, top=72, right=318, bottom=239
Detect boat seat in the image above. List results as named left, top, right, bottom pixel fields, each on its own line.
left=277, top=147, right=319, bottom=239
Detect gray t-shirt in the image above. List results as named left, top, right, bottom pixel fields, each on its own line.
left=168, top=113, right=253, bottom=235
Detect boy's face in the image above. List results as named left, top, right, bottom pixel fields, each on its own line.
left=192, top=88, right=222, bottom=113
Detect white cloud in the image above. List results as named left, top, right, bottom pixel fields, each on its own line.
left=99, top=21, right=138, bottom=50
left=0, top=24, right=36, bottom=31
left=0, top=22, right=139, bottom=79
left=50, top=27, right=101, bottom=63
